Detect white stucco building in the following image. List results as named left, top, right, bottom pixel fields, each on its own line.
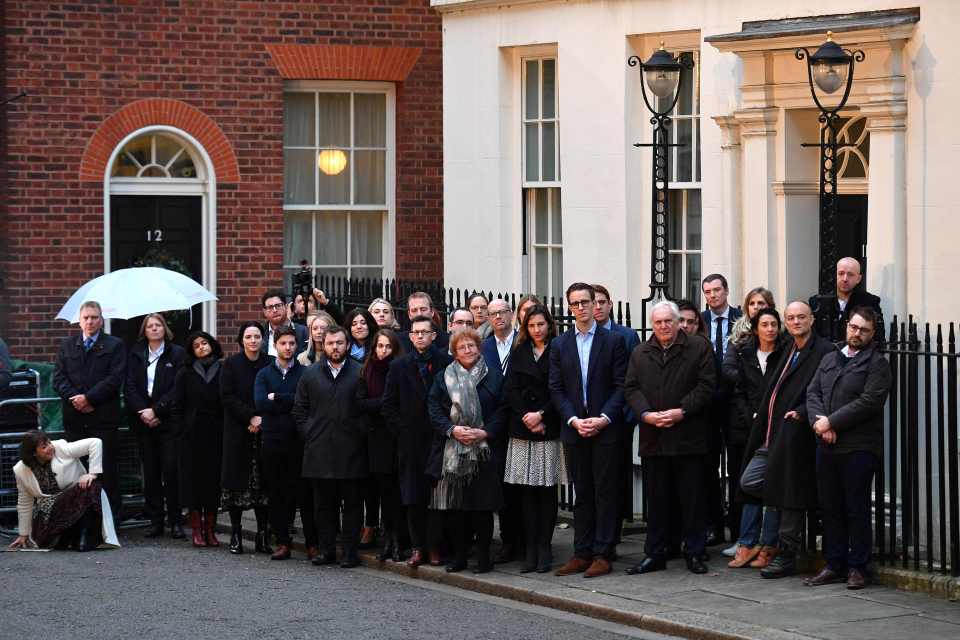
left=434, top=0, right=957, bottom=325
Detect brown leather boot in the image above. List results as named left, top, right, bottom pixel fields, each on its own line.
left=749, top=545, right=778, bottom=568
left=203, top=510, right=220, bottom=547
left=190, top=511, right=206, bottom=547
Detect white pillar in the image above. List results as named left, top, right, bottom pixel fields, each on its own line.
left=861, top=101, right=908, bottom=323
left=712, top=116, right=743, bottom=299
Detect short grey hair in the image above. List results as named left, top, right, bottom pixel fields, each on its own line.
left=79, top=300, right=103, bottom=315
left=649, top=300, right=680, bottom=321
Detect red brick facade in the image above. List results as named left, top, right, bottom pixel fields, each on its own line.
left=2, top=1, right=443, bottom=361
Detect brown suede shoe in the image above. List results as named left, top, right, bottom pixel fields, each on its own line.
left=803, top=566, right=844, bottom=586
left=749, top=545, right=778, bottom=568
left=271, top=544, right=291, bottom=561
left=847, top=567, right=867, bottom=590
left=584, top=557, right=612, bottom=578
left=728, top=545, right=760, bottom=568
left=554, top=556, right=592, bottom=576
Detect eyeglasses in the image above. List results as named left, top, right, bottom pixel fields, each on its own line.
left=264, top=303, right=284, bottom=312
left=847, top=323, right=874, bottom=335
left=409, top=330, right=436, bottom=337
left=568, top=300, right=593, bottom=309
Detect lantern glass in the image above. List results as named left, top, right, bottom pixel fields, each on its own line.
left=318, top=149, right=348, bottom=176
left=812, top=60, right=848, bottom=95
left=645, top=68, right=680, bottom=99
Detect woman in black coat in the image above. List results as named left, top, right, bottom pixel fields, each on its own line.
left=501, top=305, right=563, bottom=573
left=428, top=328, right=504, bottom=574
left=124, top=313, right=186, bottom=539
left=357, top=328, right=405, bottom=561
left=220, top=321, right=273, bottom=554
left=173, top=330, right=224, bottom=547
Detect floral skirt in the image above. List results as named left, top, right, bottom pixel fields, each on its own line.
left=503, top=438, right=567, bottom=487
left=221, top=440, right=268, bottom=510
left=32, top=481, right=102, bottom=548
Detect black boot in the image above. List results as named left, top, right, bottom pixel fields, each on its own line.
left=378, top=531, right=396, bottom=561
left=761, top=549, right=796, bottom=579
left=170, top=520, right=186, bottom=540
left=144, top=521, right=164, bottom=538
left=520, top=544, right=538, bottom=573
left=536, top=543, right=553, bottom=573
left=254, top=506, right=272, bottom=554
left=74, top=510, right=102, bottom=552
left=229, top=508, right=244, bottom=555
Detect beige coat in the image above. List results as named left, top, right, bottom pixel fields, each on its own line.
left=13, top=438, right=102, bottom=538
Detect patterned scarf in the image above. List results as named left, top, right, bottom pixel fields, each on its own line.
left=436, top=358, right=491, bottom=509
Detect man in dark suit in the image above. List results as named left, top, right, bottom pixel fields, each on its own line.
left=592, top=284, right=640, bottom=545
left=260, top=289, right=308, bottom=358
left=700, top=273, right=742, bottom=545
left=549, top=283, right=627, bottom=578
left=53, top=300, right=127, bottom=516
left=810, top=257, right=884, bottom=343
left=398, top=291, right=450, bottom=354
left=292, top=325, right=368, bottom=568
left=382, top=315, right=453, bottom=567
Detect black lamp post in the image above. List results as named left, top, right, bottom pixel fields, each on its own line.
left=628, top=43, right=693, bottom=299
left=796, top=31, right=865, bottom=294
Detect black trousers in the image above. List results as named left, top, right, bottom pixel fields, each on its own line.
left=703, top=420, right=726, bottom=535
left=372, top=472, right=402, bottom=535
left=644, top=454, right=706, bottom=558
left=520, top=485, right=558, bottom=551
left=817, top=449, right=877, bottom=571
left=263, top=447, right=318, bottom=547
left=568, top=438, right=619, bottom=560
left=725, top=443, right=745, bottom=542
left=65, top=423, right=120, bottom=518
left=498, top=483, right=523, bottom=550
left=448, top=510, right=494, bottom=563
left=313, top=478, right=363, bottom=557
left=363, top=476, right=381, bottom=528
left=406, top=504, right=444, bottom=552
left=136, top=427, right=180, bottom=526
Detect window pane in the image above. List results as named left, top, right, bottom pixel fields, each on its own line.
left=350, top=212, right=384, bottom=265
left=318, top=151, right=350, bottom=204
left=168, top=152, right=197, bottom=178
left=525, top=60, right=539, bottom=120
left=535, top=247, right=548, bottom=297
left=676, top=118, right=692, bottom=182
left=354, top=93, right=386, bottom=147
left=534, top=189, right=548, bottom=244
left=284, top=93, right=316, bottom=147
left=687, top=190, right=702, bottom=250
left=354, top=150, right=386, bottom=205
left=550, top=188, right=562, bottom=242
left=315, top=213, right=348, bottom=266
left=124, top=136, right=150, bottom=167
left=542, top=122, right=556, bottom=182
left=667, top=191, right=682, bottom=250
left=668, top=253, right=684, bottom=301
left=155, top=135, right=180, bottom=166
left=695, top=118, right=701, bottom=182
left=316, top=267, right=348, bottom=280
left=551, top=248, right=563, bottom=299
left=525, top=123, right=539, bottom=182
left=283, top=214, right=313, bottom=266
left=283, top=149, right=316, bottom=204
left=318, top=93, right=350, bottom=147
left=686, top=253, right=702, bottom=307
left=542, top=59, right=556, bottom=119
left=677, top=55, right=695, bottom=117
left=351, top=267, right=384, bottom=280
left=112, top=151, right=140, bottom=177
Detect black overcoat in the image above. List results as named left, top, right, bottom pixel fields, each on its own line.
left=124, top=340, right=186, bottom=434
left=219, top=352, right=272, bottom=490
left=742, top=333, right=836, bottom=510
left=502, top=340, right=560, bottom=441
left=381, top=347, right=452, bottom=506
left=53, top=332, right=127, bottom=430
left=292, top=357, right=368, bottom=480
left=624, top=331, right=716, bottom=457
left=356, top=360, right=395, bottom=475
left=725, top=335, right=789, bottom=448
left=427, top=362, right=505, bottom=512
left=173, top=361, right=223, bottom=507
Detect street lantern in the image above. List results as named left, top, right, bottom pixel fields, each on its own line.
left=628, top=42, right=693, bottom=298
left=796, top=32, right=865, bottom=293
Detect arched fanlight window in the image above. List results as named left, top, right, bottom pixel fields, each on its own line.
left=834, top=115, right=870, bottom=180
left=111, top=133, right=199, bottom=178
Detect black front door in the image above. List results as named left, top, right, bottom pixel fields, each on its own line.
left=110, top=195, right=203, bottom=347
left=833, top=194, right=869, bottom=288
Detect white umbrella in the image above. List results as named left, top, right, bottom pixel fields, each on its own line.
left=57, top=267, right=217, bottom=323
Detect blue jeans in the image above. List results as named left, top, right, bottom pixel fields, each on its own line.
left=737, top=503, right=780, bottom=547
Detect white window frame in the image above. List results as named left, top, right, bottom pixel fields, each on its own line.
left=282, top=80, right=396, bottom=280
left=666, top=49, right=701, bottom=188
left=525, top=187, right=563, bottom=301
left=521, top=56, right=560, bottom=188
left=667, top=189, right=702, bottom=307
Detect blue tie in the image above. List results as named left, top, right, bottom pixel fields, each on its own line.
left=83, top=337, right=95, bottom=352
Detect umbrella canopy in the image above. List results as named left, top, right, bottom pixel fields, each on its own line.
left=57, top=267, right=217, bottom=323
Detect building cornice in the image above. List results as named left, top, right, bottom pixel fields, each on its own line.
left=431, top=0, right=557, bottom=14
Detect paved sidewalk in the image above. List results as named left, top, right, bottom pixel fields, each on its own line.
left=220, top=513, right=960, bottom=640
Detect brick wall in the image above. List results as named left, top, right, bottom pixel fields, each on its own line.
left=2, top=0, right=442, bottom=361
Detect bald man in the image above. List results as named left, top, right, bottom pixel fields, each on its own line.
left=809, top=257, right=883, bottom=343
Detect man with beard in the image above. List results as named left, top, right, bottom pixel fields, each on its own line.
left=804, top=307, right=891, bottom=589
left=293, top=325, right=368, bottom=568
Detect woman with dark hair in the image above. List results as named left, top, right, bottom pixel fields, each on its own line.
left=298, top=311, right=335, bottom=367
left=220, top=321, right=273, bottom=554
left=174, top=330, right=225, bottom=547
left=502, top=304, right=564, bottom=572
left=345, top=308, right=378, bottom=364
left=428, top=328, right=504, bottom=574
left=357, top=328, right=405, bottom=560
left=467, top=293, right=492, bottom=339
left=124, top=313, right=186, bottom=539
left=676, top=299, right=708, bottom=337
left=8, top=430, right=117, bottom=551
left=728, top=307, right=787, bottom=569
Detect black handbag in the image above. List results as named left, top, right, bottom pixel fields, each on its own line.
left=740, top=447, right=768, bottom=498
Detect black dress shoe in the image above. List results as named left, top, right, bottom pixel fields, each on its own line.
left=535, top=545, right=553, bottom=573
left=446, top=559, right=468, bottom=573
left=473, top=559, right=493, bottom=574
left=378, top=534, right=397, bottom=561
left=144, top=523, right=165, bottom=538
left=169, top=523, right=186, bottom=540
left=340, top=554, right=360, bottom=569
left=625, top=556, right=666, bottom=575
left=520, top=547, right=538, bottom=573
left=705, top=529, right=722, bottom=547
left=229, top=532, right=244, bottom=555
left=686, top=556, right=708, bottom=574
left=761, top=551, right=796, bottom=579
left=255, top=531, right=273, bottom=554
left=312, top=552, right=337, bottom=566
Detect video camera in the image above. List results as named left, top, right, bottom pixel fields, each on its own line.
left=292, top=259, right=313, bottom=303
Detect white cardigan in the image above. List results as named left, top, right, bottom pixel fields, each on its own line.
left=13, top=438, right=103, bottom=538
